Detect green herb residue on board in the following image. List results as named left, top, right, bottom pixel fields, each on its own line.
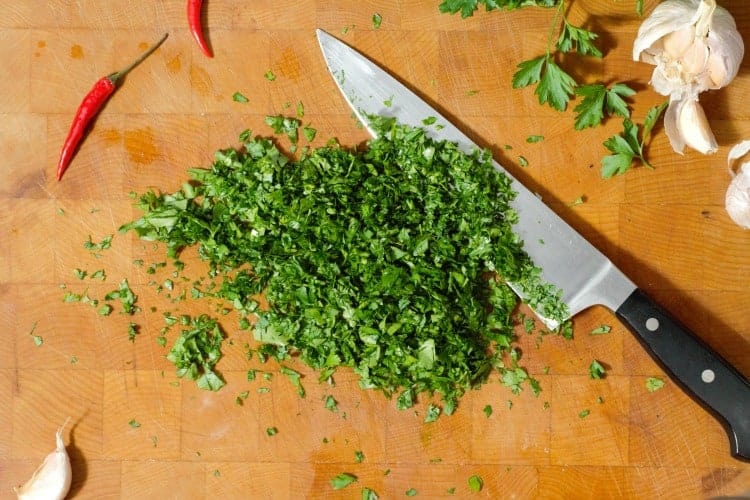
left=120, top=116, right=569, bottom=412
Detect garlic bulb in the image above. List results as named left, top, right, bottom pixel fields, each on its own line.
left=633, top=0, right=744, bottom=154
left=725, top=140, right=750, bottom=229
left=14, top=418, right=72, bottom=500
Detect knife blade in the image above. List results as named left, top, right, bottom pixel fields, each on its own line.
left=316, top=29, right=750, bottom=460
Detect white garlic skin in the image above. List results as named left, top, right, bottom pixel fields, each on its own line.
left=14, top=419, right=72, bottom=500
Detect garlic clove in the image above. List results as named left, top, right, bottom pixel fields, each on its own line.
left=680, top=40, right=710, bottom=76
left=725, top=163, right=750, bottom=229
left=664, top=97, right=687, bottom=154
left=14, top=418, right=72, bottom=500
left=664, top=97, right=717, bottom=155
left=633, top=0, right=702, bottom=62
left=678, top=98, right=718, bottom=154
left=661, top=26, right=697, bottom=59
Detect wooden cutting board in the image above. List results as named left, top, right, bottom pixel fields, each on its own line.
left=2, top=0, right=750, bottom=498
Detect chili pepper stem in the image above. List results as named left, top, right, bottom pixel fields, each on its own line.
left=107, top=32, right=169, bottom=84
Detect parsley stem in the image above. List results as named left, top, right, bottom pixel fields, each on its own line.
left=545, top=0, right=566, bottom=57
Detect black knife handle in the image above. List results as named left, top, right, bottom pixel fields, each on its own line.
left=616, top=288, right=750, bottom=461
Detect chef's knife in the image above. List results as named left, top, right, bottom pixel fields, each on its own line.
left=316, top=29, right=750, bottom=460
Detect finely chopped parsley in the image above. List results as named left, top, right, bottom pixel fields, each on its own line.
left=120, top=115, right=567, bottom=411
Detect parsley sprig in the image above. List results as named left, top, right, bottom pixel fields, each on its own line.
left=440, top=1, right=656, bottom=175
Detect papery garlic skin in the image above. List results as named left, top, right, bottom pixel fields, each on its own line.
left=633, top=0, right=744, bottom=155
left=14, top=419, right=72, bottom=500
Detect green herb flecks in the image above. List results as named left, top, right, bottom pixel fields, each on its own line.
left=330, top=472, right=357, bottom=490
left=121, top=116, right=568, bottom=410
left=468, top=474, right=483, bottom=492
left=233, top=92, right=249, bottom=103
left=165, top=314, right=226, bottom=391
left=646, top=377, right=665, bottom=392
left=589, top=359, right=606, bottom=379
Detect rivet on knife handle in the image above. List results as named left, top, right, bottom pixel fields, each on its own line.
left=616, top=289, right=750, bottom=460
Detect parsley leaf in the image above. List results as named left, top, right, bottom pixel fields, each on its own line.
left=556, top=20, right=602, bottom=57
left=601, top=101, right=666, bottom=178
left=513, top=55, right=576, bottom=111
left=573, top=83, right=635, bottom=130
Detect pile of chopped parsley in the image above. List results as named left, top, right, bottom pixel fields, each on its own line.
left=121, top=115, right=566, bottom=411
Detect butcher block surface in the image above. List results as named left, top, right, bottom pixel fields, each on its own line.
left=2, top=1, right=750, bottom=498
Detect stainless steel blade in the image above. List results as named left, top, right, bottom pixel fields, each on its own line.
left=316, top=29, right=636, bottom=328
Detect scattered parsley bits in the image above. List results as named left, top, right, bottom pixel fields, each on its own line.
left=165, top=314, right=225, bottom=391
left=232, top=91, right=249, bottom=103
left=646, top=377, right=665, bottom=392
left=589, top=360, right=606, bottom=379
left=280, top=366, right=305, bottom=398
left=104, top=278, right=139, bottom=315
left=354, top=450, right=365, bottom=463
left=483, top=404, right=493, bottom=418
left=578, top=409, right=590, bottom=418
left=526, top=135, right=544, bottom=143
left=264, top=70, right=276, bottom=81
left=424, top=404, right=441, bottom=423
left=120, top=115, right=567, bottom=411
left=266, top=427, right=278, bottom=436
left=372, top=13, right=383, bottom=29
left=128, top=419, right=141, bottom=428
left=330, top=473, right=357, bottom=490
left=324, top=395, right=339, bottom=413
left=405, top=488, right=418, bottom=497
left=29, top=322, right=43, bottom=347
left=590, top=324, right=611, bottom=335
left=84, top=234, right=112, bottom=250
left=468, top=475, right=483, bottom=493
left=362, top=487, right=379, bottom=500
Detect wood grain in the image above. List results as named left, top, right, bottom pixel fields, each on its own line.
left=1, top=0, right=750, bottom=498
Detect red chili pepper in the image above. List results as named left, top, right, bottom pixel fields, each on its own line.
left=56, top=33, right=169, bottom=181
left=188, top=0, right=212, bottom=58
